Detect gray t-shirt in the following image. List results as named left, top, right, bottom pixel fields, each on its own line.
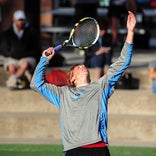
left=30, top=42, right=134, bottom=151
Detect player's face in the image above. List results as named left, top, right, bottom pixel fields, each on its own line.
left=73, top=65, right=89, bottom=76
left=72, top=65, right=90, bottom=84
left=68, top=64, right=90, bottom=87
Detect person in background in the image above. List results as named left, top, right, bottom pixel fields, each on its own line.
left=30, top=11, right=136, bottom=156
left=70, top=0, right=98, bottom=22
left=108, top=0, right=136, bottom=46
left=148, top=61, right=156, bottom=94
left=0, top=10, right=41, bottom=89
left=84, top=17, right=113, bottom=80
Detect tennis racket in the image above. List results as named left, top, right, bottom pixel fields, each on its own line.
left=45, top=17, right=100, bottom=56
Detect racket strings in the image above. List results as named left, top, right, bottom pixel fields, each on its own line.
left=72, top=19, right=99, bottom=48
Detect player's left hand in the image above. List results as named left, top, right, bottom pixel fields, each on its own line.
left=127, top=11, right=136, bottom=32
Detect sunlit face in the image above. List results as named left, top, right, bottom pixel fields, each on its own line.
left=73, top=65, right=89, bottom=76
left=67, top=64, right=90, bottom=87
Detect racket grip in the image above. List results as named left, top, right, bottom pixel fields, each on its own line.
left=45, top=44, right=63, bottom=56
left=54, top=44, right=63, bottom=51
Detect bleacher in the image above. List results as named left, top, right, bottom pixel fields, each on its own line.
left=40, top=5, right=156, bottom=48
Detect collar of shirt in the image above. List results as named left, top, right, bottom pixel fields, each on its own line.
left=13, top=23, right=24, bottom=39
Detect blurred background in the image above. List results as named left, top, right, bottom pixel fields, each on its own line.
left=0, top=0, right=156, bottom=49
left=0, top=0, right=156, bottom=148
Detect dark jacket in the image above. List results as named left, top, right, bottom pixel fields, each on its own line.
left=84, top=33, right=113, bottom=67
left=0, top=24, right=41, bottom=61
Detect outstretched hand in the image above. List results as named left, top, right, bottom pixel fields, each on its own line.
left=127, top=11, right=136, bottom=32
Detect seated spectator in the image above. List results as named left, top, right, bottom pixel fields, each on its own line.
left=149, top=61, right=156, bottom=94
left=84, top=17, right=113, bottom=80
left=0, top=10, right=41, bottom=89
left=70, top=0, right=98, bottom=22
left=108, top=0, right=136, bottom=46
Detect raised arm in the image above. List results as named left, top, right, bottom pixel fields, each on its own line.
left=99, top=11, right=136, bottom=92
left=30, top=47, right=63, bottom=108
left=126, top=11, right=136, bottom=44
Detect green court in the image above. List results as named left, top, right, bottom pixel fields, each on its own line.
left=0, top=144, right=156, bottom=156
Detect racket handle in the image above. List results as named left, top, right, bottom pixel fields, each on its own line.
left=45, top=44, right=63, bottom=56
left=54, top=44, right=63, bottom=51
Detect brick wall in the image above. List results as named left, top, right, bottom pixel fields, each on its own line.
left=40, top=0, right=53, bottom=26
left=0, top=0, right=53, bottom=31
left=0, top=0, right=24, bottom=31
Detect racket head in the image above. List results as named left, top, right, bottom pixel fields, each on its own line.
left=64, top=17, right=100, bottom=49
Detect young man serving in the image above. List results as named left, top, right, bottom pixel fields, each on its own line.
left=30, top=11, right=136, bottom=156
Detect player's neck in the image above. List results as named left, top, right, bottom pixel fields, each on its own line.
left=75, top=79, right=89, bottom=87
left=76, top=83, right=89, bottom=87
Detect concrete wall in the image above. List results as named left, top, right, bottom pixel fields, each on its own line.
left=0, top=67, right=156, bottom=147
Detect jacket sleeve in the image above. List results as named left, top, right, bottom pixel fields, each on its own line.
left=0, top=31, right=11, bottom=57
left=30, top=56, right=62, bottom=109
left=98, top=42, right=133, bottom=96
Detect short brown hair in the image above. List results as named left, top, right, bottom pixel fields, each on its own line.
left=67, top=64, right=80, bottom=87
left=67, top=64, right=91, bottom=87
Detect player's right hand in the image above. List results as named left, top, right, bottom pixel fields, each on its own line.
left=42, top=47, right=55, bottom=59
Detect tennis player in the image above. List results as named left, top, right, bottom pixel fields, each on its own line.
left=30, top=11, right=136, bottom=156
